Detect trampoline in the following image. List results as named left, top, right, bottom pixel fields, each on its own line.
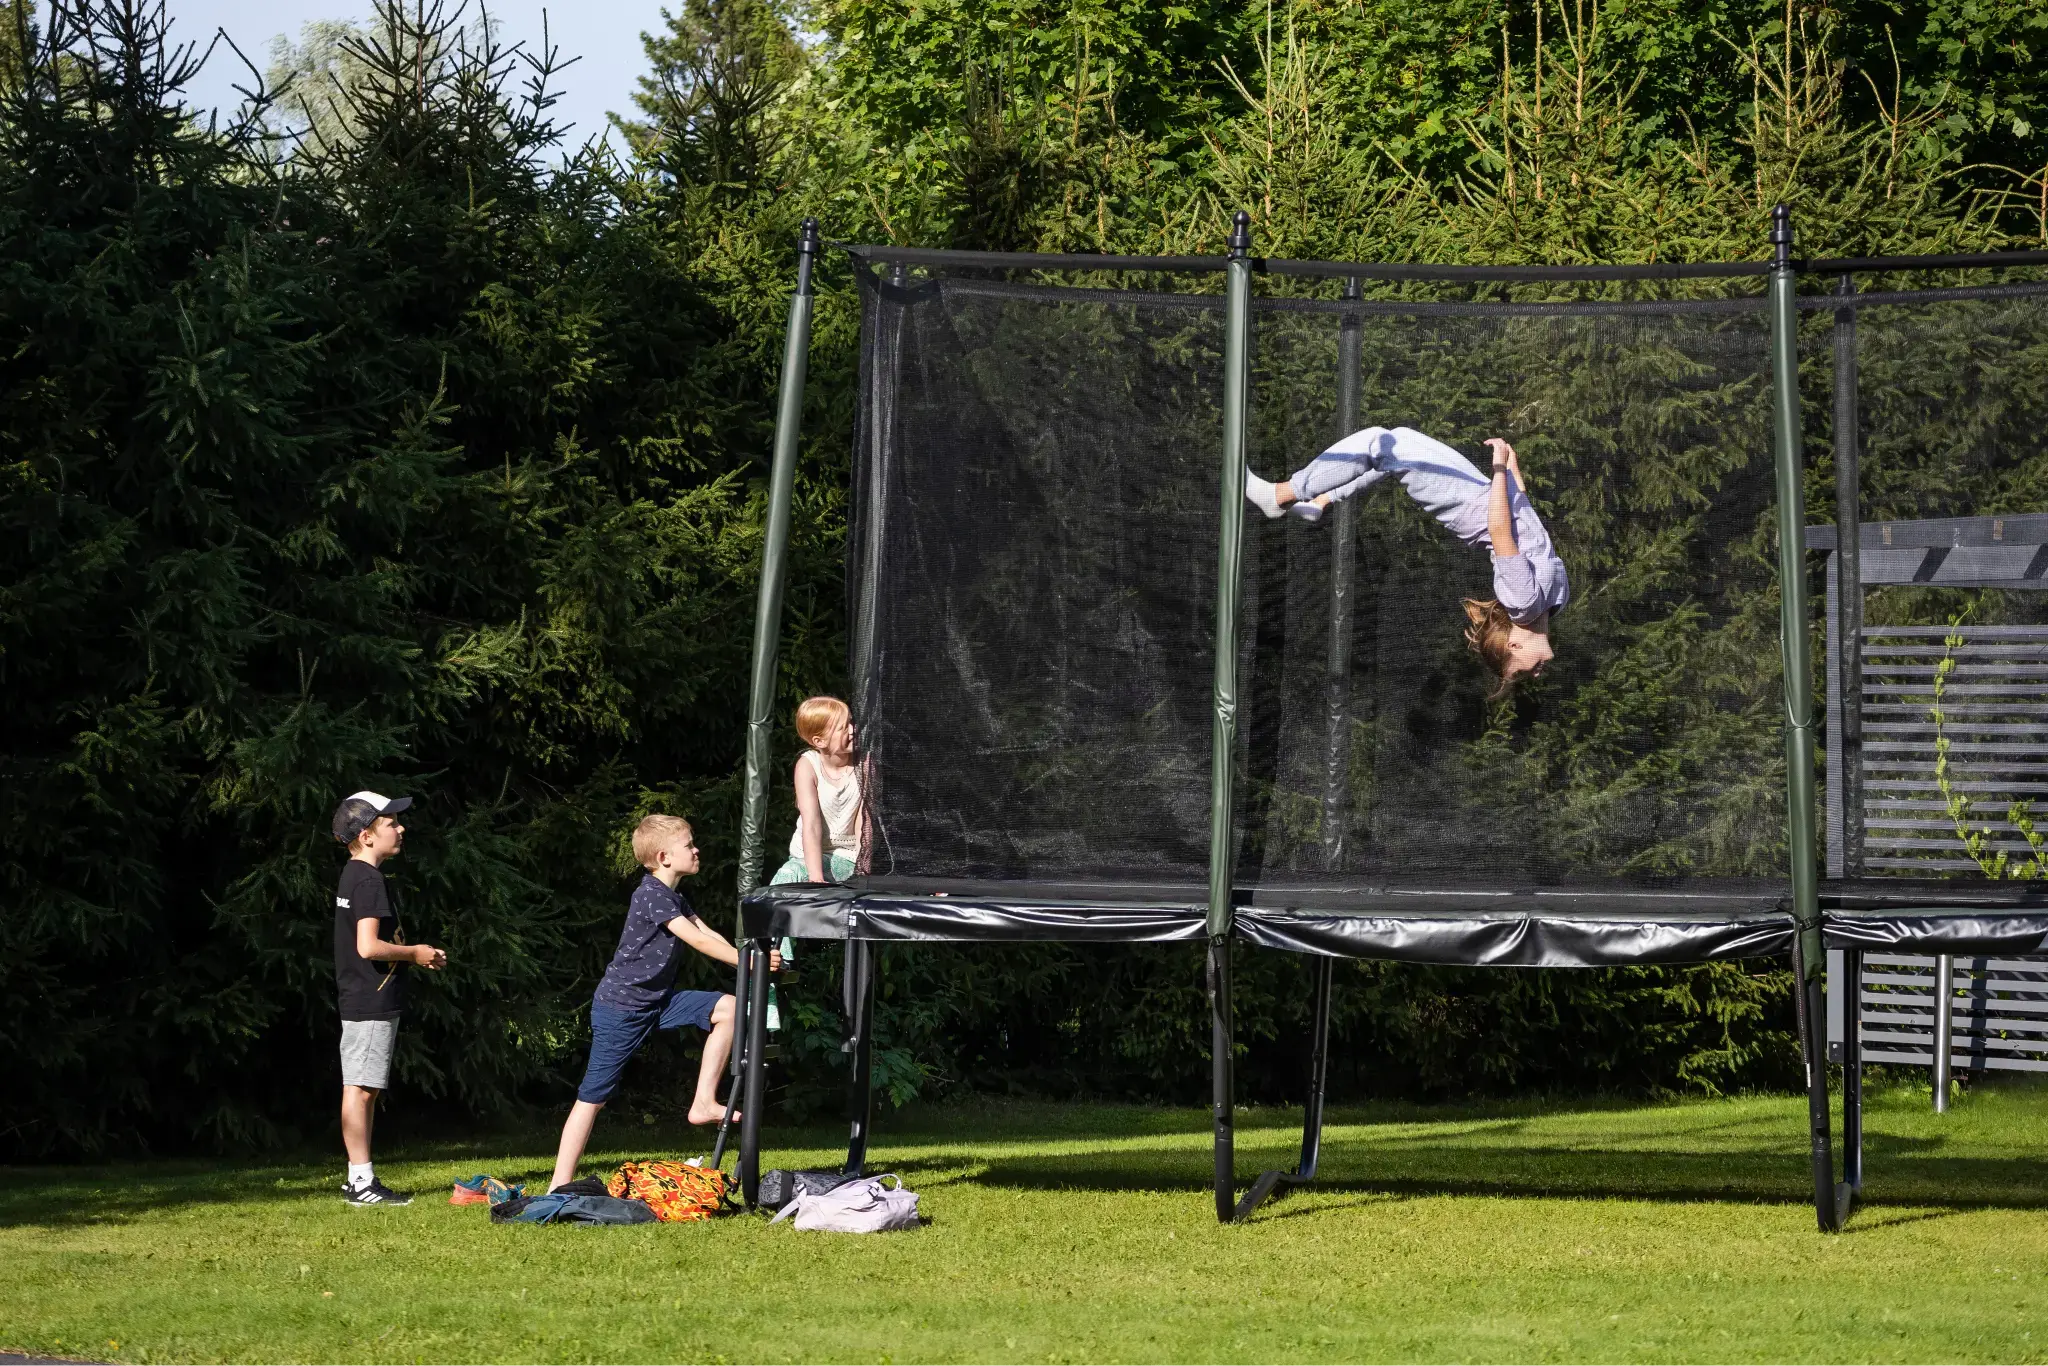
left=727, top=211, right=2048, bottom=1229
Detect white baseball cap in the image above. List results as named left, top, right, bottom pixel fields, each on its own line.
left=333, top=791, right=413, bottom=845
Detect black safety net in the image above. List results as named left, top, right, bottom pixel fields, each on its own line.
left=845, top=261, right=1793, bottom=909
left=1814, top=277, right=2048, bottom=912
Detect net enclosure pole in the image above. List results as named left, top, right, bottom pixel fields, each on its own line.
left=1235, top=271, right=1350, bottom=1222
left=733, top=218, right=819, bottom=1204
left=1209, top=209, right=1255, bottom=1224
left=1321, top=275, right=1362, bottom=869
left=1831, top=273, right=1863, bottom=877
left=1306, top=276, right=1360, bottom=1179
left=1830, top=272, right=1866, bottom=1193
left=1768, top=204, right=1839, bottom=1233
left=1299, top=276, right=1359, bottom=1188
left=735, top=216, right=821, bottom=908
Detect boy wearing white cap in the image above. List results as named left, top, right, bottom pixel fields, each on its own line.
left=330, top=790, right=446, bottom=1206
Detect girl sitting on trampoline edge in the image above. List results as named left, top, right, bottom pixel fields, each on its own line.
left=760, top=695, right=865, bottom=1027
left=770, top=694, right=864, bottom=887
left=1245, top=427, right=1567, bottom=692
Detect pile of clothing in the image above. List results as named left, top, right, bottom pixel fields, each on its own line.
left=449, top=1160, right=733, bottom=1226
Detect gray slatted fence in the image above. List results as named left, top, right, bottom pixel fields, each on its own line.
left=1811, top=518, right=2048, bottom=1090
left=1859, top=954, right=2048, bottom=1074
left=1862, top=625, right=2048, bottom=873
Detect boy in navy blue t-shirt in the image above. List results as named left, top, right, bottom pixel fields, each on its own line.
left=548, top=814, right=778, bottom=1192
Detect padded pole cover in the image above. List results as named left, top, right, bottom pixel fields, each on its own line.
left=1769, top=205, right=1822, bottom=974
left=736, top=219, right=820, bottom=903
left=1207, top=211, right=1254, bottom=940
left=1209, top=210, right=1254, bottom=1222
left=1770, top=205, right=1838, bottom=1231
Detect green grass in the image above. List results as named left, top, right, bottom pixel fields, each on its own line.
left=4, top=1080, right=2047, bottom=1364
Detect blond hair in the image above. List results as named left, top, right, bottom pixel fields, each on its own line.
left=631, top=813, right=694, bottom=870
left=794, top=695, right=850, bottom=747
left=1462, top=598, right=1517, bottom=701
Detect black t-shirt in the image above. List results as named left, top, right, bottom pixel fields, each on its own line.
left=335, top=860, right=405, bottom=1021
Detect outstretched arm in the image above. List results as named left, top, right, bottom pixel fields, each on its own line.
left=1482, top=437, right=1520, bottom=557
left=668, top=914, right=781, bottom=971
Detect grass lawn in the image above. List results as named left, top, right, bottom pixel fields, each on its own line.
left=3, top=1079, right=2045, bottom=1364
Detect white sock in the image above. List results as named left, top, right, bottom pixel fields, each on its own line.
left=1245, top=472, right=1286, bottom=519
left=347, top=1162, right=374, bottom=1189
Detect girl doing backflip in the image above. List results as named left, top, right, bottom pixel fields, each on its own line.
left=1246, top=426, right=1568, bottom=694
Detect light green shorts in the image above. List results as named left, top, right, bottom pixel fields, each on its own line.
left=762, top=854, right=851, bottom=1027
left=770, top=852, right=855, bottom=885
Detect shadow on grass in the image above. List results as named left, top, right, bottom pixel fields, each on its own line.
left=0, top=1163, right=347, bottom=1229
left=7, top=1090, right=2044, bottom=1230
left=934, top=1130, right=2048, bottom=1215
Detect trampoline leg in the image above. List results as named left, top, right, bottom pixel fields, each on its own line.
left=843, top=939, right=876, bottom=1177
left=1932, top=952, right=1955, bottom=1114
left=1210, top=936, right=1236, bottom=1223
left=1234, top=953, right=1333, bottom=1220
left=1298, top=954, right=1333, bottom=1181
left=709, top=942, right=752, bottom=1172
left=1843, top=947, right=1863, bottom=1191
left=1792, top=933, right=1841, bottom=1231
left=738, top=938, right=772, bottom=1206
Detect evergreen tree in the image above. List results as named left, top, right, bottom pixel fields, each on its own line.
left=6, top=0, right=2045, bottom=1153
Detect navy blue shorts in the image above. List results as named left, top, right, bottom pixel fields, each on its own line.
left=576, top=990, right=724, bottom=1104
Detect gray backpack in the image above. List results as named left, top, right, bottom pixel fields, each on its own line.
left=768, top=1173, right=920, bottom=1232
left=755, top=1167, right=853, bottom=1212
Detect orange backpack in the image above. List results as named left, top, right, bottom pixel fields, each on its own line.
left=606, top=1160, right=732, bottom=1222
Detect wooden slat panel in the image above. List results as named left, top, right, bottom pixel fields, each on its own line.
left=1862, top=782, right=2048, bottom=793
left=1867, top=712, right=2048, bottom=720
left=1862, top=645, right=2048, bottom=658
left=1867, top=722, right=2048, bottom=734
left=1867, top=749, right=2048, bottom=757
left=1866, top=625, right=2048, bottom=638
left=1864, top=764, right=2048, bottom=775
left=1865, top=837, right=2048, bottom=853
left=1862, top=1027, right=2048, bottom=1050
left=1875, top=823, right=2048, bottom=835
left=1863, top=1049, right=2048, bottom=1072
left=1961, top=1016, right=2048, bottom=1034
left=1861, top=975, right=2048, bottom=995
left=1865, top=1013, right=2048, bottom=1037
left=1868, top=684, right=2048, bottom=697
left=1875, top=794, right=2048, bottom=806
left=1865, top=955, right=2048, bottom=973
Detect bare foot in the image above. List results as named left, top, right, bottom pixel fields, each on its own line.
left=687, top=1102, right=734, bottom=1125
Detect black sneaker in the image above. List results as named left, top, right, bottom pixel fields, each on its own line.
left=343, top=1179, right=412, bottom=1206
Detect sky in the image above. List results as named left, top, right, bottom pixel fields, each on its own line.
left=167, top=0, right=670, bottom=152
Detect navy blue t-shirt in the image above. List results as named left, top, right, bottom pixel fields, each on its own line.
left=593, top=875, right=695, bottom=1013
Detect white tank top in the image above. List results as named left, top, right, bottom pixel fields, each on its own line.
left=789, top=751, right=862, bottom=861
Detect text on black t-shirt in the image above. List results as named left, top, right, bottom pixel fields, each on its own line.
left=335, top=859, right=405, bottom=1020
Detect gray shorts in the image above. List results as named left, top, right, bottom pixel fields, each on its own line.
left=339, top=1018, right=398, bottom=1090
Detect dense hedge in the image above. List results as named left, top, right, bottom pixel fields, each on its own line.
left=2, top=0, right=2041, bottom=1154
